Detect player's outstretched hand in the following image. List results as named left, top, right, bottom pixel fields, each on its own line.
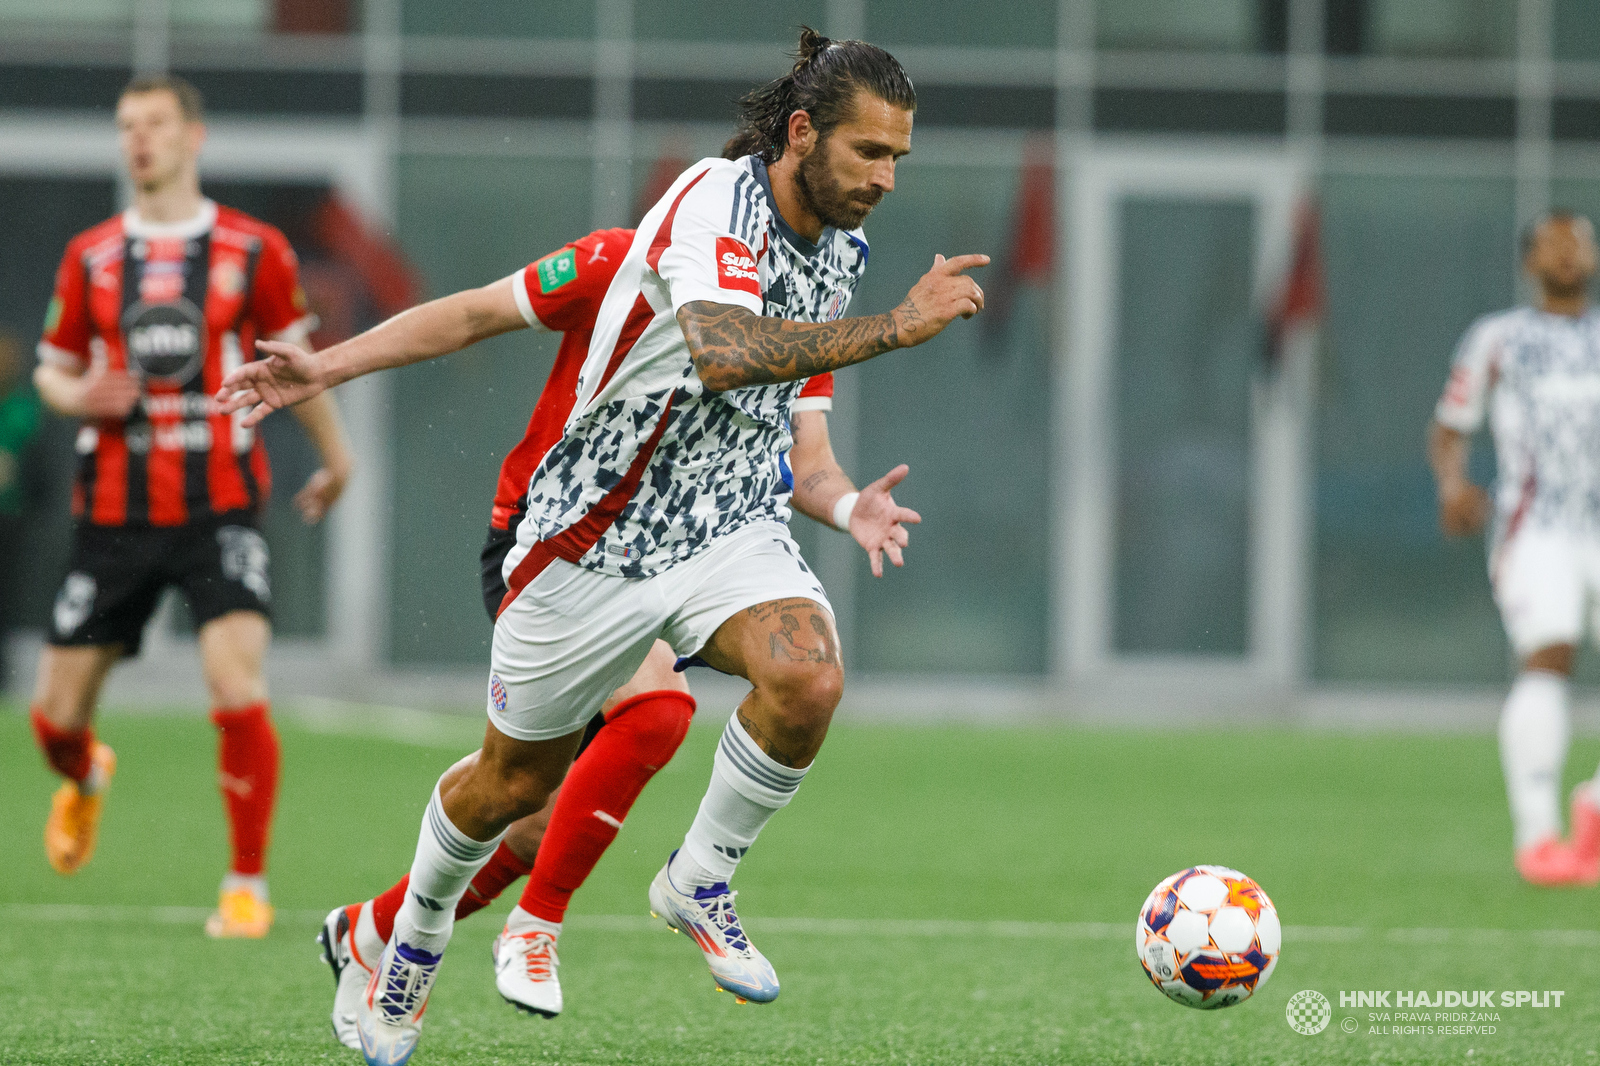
left=1439, top=479, right=1490, bottom=537
left=849, top=464, right=922, bottom=578
left=78, top=365, right=141, bottom=420
left=891, top=253, right=990, bottom=349
left=215, top=340, right=327, bottom=427
left=294, top=465, right=350, bottom=525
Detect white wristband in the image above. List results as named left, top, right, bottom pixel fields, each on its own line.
left=831, top=491, right=860, bottom=532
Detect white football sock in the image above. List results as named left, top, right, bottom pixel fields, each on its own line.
left=353, top=899, right=385, bottom=966
left=220, top=872, right=269, bottom=901
left=391, top=782, right=505, bottom=956
left=1499, top=670, right=1570, bottom=850
left=504, top=906, right=561, bottom=939
left=671, top=712, right=808, bottom=887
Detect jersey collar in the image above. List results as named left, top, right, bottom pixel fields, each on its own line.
left=751, top=158, right=827, bottom=259
left=122, top=198, right=218, bottom=240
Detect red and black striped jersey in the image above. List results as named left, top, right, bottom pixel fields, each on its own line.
left=38, top=200, right=313, bottom=527
left=490, top=227, right=834, bottom=533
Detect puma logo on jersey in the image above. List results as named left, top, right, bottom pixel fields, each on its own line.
left=588, top=242, right=609, bottom=263
left=715, top=237, right=760, bottom=295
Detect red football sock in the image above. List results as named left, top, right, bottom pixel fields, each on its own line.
left=519, top=690, right=695, bottom=924
left=211, top=702, right=280, bottom=877
left=368, top=839, right=533, bottom=943
left=371, top=875, right=409, bottom=945
left=30, top=706, right=94, bottom=782
left=459, top=840, right=534, bottom=919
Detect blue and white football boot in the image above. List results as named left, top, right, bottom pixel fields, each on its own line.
left=648, top=852, right=779, bottom=1003
left=355, top=936, right=441, bottom=1066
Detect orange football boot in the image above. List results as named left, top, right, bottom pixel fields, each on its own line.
left=206, top=884, right=275, bottom=939
left=1566, top=785, right=1600, bottom=886
left=44, top=742, right=116, bottom=875
left=1515, top=836, right=1588, bottom=887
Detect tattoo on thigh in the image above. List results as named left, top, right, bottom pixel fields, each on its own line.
left=767, top=606, right=838, bottom=665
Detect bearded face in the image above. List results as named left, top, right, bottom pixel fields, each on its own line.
left=796, top=133, right=886, bottom=232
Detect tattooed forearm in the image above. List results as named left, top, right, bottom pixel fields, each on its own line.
left=680, top=302, right=903, bottom=392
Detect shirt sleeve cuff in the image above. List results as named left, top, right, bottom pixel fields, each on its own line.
left=1433, top=402, right=1481, bottom=433
left=792, top=396, right=833, bottom=412
left=512, top=268, right=547, bottom=330
left=36, top=341, right=85, bottom=371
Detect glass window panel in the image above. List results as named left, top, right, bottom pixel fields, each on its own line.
left=867, top=0, right=1055, bottom=49
left=1315, top=172, right=1515, bottom=683
left=844, top=154, right=1051, bottom=674
left=389, top=154, right=593, bottom=666
left=635, top=0, right=824, bottom=43
left=403, top=0, right=595, bottom=38
left=0, top=0, right=130, bottom=23
left=1365, top=0, right=1514, bottom=58
left=1113, top=198, right=1255, bottom=656
left=1554, top=0, right=1600, bottom=61
left=1096, top=0, right=1257, bottom=52
left=171, top=0, right=264, bottom=29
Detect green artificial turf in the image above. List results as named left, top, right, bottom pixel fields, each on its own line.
left=2, top=707, right=1598, bottom=1065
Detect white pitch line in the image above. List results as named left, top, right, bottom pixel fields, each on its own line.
left=3, top=904, right=1596, bottom=946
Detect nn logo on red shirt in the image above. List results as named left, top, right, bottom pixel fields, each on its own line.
left=715, top=237, right=760, bottom=296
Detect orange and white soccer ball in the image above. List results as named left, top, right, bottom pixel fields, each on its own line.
left=1135, top=865, right=1281, bottom=1009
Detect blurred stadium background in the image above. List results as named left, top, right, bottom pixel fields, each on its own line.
left=2, top=0, right=1599, bottom=725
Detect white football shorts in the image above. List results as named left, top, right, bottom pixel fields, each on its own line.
left=486, top=520, right=832, bottom=742
left=1493, top=525, right=1600, bottom=658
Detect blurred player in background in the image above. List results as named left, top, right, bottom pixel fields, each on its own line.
left=308, top=214, right=919, bottom=1046
left=223, top=27, right=983, bottom=1065
left=27, top=75, right=353, bottom=937
left=1429, top=211, right=1600, bottom=887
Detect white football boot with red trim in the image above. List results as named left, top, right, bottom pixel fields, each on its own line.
left=492, top=907, right=563, bottom=1017
left=319, top=903, right=379, bottom=1048
left=647, top=853, right=779, bottom=1004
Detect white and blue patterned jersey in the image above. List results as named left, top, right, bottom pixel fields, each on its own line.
left=501, top=155, right=868, bottom=588
left=1436, top=306, right=1600, bottom=550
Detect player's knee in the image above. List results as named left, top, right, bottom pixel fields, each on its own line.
left=765, top=661, right=843, bottom=730
left=1524, top=643, right=1576, bottom=675
left=482, top=763, right=556, bottom=824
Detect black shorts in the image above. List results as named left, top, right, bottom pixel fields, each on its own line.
left=49, top=513, right=271, bottom=658
left=480, top=524, right=516, bottom=624
left=480, top=522, right=606, bottom=755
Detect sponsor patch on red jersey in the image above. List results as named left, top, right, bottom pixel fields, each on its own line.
left=715, top=237, right=760, bottom=296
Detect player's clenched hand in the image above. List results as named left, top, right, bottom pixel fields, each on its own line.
left=891, top=253, right=990, bottom=349
left=78, top=365, right=141, bottom=420
left=294, top=465, right=349, bottom=525
left=1439, top=479, right=1490, bottom=537
left=215, top=340, right=328, bottom=427
left=848, top=463, right=922, bottom=578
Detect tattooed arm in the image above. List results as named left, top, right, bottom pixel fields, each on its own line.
left=679, top=252, right=989, bottom=392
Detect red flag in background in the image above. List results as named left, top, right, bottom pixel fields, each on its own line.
left=983, top=135, right=1055, bottom=348
left=635, top=132, right=692, bottom=225
left=1265, top=198, right=1324, bottom=369
left=311, top=196, right=423, bottom=319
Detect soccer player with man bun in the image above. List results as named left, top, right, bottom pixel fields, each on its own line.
left=223, top=27, right=985, bottom=1065
left=28, top=75, right=353, bottom=937
left=307, top=216, right=918, bottom=1045
left=1430, top=211, right=1600, bottom=886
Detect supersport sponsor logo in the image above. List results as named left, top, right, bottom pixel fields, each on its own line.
left=715, top=237, right=760, bottom=296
